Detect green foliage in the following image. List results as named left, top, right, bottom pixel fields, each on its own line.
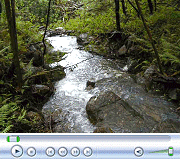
left=23, top=59, right=34, bottom=82
left=63, top=0, right=180, bottom=74
left=144, top=7, right=180, bottom=73
left=0, top=102, right=18, bottom=132
left=45, top=50, right=66, bottom=64
left=0, top=0, right=71, bottom=133
left=64, top=1, right=116, bottom=34
left=160, top=37, right=180, bottom=72
left=16, top=19, right=42, bottom=51
left=15, top=0, right=75, bottom=25
left=0, top=92, right=45, bottom=132
left=15, top=0, right=49, bottom=24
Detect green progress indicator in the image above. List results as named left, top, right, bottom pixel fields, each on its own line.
left=7, top=136, right=20, bottom=142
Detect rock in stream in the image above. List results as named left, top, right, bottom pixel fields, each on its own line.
left=86, top=74, right=180, bottom=133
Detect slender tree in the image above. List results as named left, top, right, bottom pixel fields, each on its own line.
left=114, top=0, right=121, bottom=31
left=127, top=0, right=140, bottom=17
left=154, top=0, right=157, bottom=11
left=121, top=0, right=127, bottom=16
left=147, top=0, right=153, bottom=14
left=4, top=0, right=22, bottom=89
left=42, top=0, right=52, bottom=67
left=0, top=1, right=2, bottom=21
left=134, top=0, right=164, bottom=75
left=0, top=1, right=2, bottom=14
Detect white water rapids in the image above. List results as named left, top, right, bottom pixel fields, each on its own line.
left=42, top=35, right=124, bottom=132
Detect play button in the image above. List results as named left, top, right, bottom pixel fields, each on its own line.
left=11, top=145, right=23, bottom=157
left=134, top=147, right=144, bottom=157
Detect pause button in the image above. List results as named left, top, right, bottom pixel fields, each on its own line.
left=71, top=147, right=80, bottom=157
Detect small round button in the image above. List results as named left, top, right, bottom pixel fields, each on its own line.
left=27, top=147, right=36, bottom=157
left=71, top=147, right=80, bottom=157
left=83, top=147, right=92, bottom=157
left=59, top=147, right=68, bottom=157
left=11, top=145, right=23, bottom=157
left=134, top=147, right=144, bottom=157
left=46, top=147, right=55, bottom=157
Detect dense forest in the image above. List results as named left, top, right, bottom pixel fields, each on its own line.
left=0, top=0, right=180, bottom=133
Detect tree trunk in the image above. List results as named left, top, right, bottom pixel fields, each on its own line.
left=121, top=0, right=127, bottom=16
left=114, top=0, right=121, bottom=31
left=0, top=1, right=2, bottom=14
left=154, top=0, right=157, bottom=11
left=147, top=0, right=153, bottom=14
left=134, top=0, right=164, bottom=75
left=0, top=1, right=2, bottom=21
left=42, top=0, right=52, bottom=67
left=4, top=0, right=22, bottom=89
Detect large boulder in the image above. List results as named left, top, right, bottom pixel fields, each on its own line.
left=86, top=76, right=180, bottom=133
left=50, top=65, right=66, bottom=82
left=86, top=91, right=157, bottom=133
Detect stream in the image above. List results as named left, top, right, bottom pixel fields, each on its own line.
left=42, top=35, right=180, bottom=133
left=42, top=35, right=125, bottom=133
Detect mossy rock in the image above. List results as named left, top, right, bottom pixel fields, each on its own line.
left=50, top=66, right=66, bottom=82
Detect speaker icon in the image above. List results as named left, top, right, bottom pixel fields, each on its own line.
left=134, top=147, right=144, bottom=157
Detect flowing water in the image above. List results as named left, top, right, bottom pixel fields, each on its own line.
left=42, top=35, right=124, bottom=133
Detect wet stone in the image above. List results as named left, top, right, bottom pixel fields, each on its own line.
left=86, top=91, right=157, bottom=133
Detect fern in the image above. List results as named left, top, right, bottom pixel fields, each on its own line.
left=0, top=46, right=10, bottom=54
left=18, top=108, right=27, bottom=121
left=23, top=58, right=34, bottom=80
left=161, top=53, right=180, bottom=64
left=0, top=103, right=19, bottom=132
left=161, top=38, right=180, bottom=63
left=2, top=125, right=14, bottom=133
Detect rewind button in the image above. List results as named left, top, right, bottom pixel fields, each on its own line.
left=59, top=147, right=68, bottom=157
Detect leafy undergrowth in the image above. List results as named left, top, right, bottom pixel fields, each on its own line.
left=0, top=96, right=47, bottom=133
left=0, top=12, right=65, bottom=133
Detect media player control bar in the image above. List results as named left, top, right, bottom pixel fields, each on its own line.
left=0, top=134, right=179, bottom=159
